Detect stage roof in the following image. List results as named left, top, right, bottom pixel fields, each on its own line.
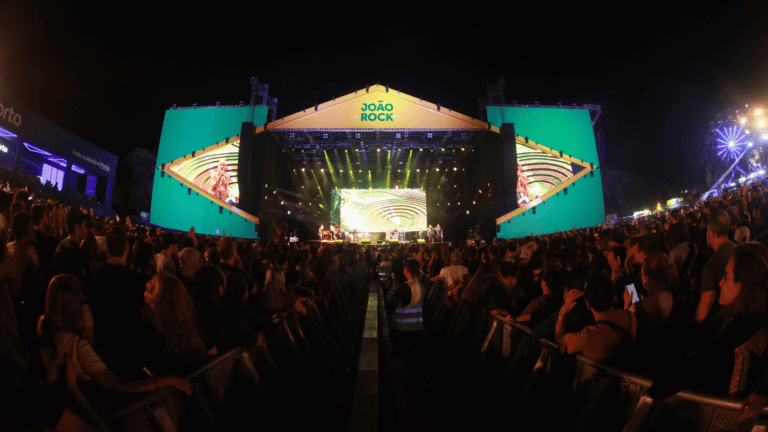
left=252, top=84, right=497, bottom=132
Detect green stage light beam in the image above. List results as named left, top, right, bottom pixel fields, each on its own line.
left=405, top=150, right=413, bottom=188
left=345, top=150, right=355, bottom=184
left=310, top=170, right=326, bottom=202
left=324, top=151, right=337, bottom=184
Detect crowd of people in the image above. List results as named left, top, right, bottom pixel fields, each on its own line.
left=0, top=184, right=369, bottom=431
left=5, top=177, right=768, bottom=430
left=373, top=182, right=768, bottom=425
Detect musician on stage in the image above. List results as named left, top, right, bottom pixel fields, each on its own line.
left=436, top=224, right=443, bottom=242
left=393, top=228, right=399, bottom=241
left=319, top=225, right=324, bottom=240
left=419, top=229, right=425, bottom=240
left=427, top=225, right=434, bottom=242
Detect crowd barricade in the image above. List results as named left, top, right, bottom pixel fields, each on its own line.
left=101, top=259, right=371, bottom=431
left=431, top=313, right=768, bottom=431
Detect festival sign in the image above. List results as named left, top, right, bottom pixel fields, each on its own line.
left=266, top=84, right=489, bottom=130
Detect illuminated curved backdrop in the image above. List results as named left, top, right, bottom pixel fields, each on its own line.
left=170, top=141, right=240, bottom=205
left=516, top=144, right=575, bottom=205
left=340, top=189, right=426, bottom=232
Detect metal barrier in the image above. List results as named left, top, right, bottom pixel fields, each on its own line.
left=448, top=314, right=768, bottom=431
left=101, top=262, right=371, bottom=431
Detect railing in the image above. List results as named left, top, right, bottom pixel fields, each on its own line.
left=424, top=308, right=768, bottom=432
left=101, top=259, right=371, bottom=431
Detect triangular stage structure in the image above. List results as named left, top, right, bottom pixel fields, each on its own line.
left=159, top=84, right=598, bottom=233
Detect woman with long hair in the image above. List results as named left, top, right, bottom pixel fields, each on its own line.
left=259, top=266, right=306, bottom=316
left=1, top=281, right=104, bottom=431
left=142, top=273, right=207, bottom=374
left=630, top=251, right=677, bottom=338
left=647, top=243, right=768, bottom=400
left=37, top=275, right=190, bottom=415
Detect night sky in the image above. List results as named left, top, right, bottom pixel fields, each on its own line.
left=1, top=1, right=767, bottom=188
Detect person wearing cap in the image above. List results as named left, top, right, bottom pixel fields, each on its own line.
left=432, top=250, right=468, bottom=288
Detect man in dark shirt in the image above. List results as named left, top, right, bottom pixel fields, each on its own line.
left=31, top=204, right=57, bottom=280
left=695, top=208, right=736, bottom=324
left=59, top=207, right=90, bottom=249
left=89, top=225, right=148, bottom=378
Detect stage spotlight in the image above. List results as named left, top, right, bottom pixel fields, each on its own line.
left=762, top=134, right=768, bottom=140
left=461, top=148, right=465, bottom=151
left=758, top=109, right=764, bottom=115
left=302, top=168, right=305, bottom=171
left=377, top=148, right=381, bottom=152
left=417, top=169, right=420, bottom=172
left=749, top=142, right=754, bottom=147
left=747, top=130, right=751, bottom=134
left=453, top=167, right=457, bottom=171
left=321, top=169, right=324, bottom=172
left=741, top=117, right=748, bottom=124
left=466, top=210, right=469, bottom=214
left=760, top=120, right=766, bottom=127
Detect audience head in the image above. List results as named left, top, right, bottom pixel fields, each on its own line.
left=217, top=236, right=236, bottom=262
left=404, top=259, right=420, bottom=280
left=450, top=250, right=462, bottom=265
left=105, top=224, right=128, bottom=259
left=37, top=275, right=85, bottom=348
left=641, top=251, right=678, bottom=290
left=144, top=273, right=206, bottom=363
left=178, top=247, right=204, bottom=279
left=583, top=273, right=615, bottom=313
left=720, top=243, right=768, bottom=327
left=10, top=211, right=33, bottom=244
left=707, top=208, right=730, bottom=240
left=65, top=208, right=90, bottom=240
left=542, top=269, right=565, bottom=296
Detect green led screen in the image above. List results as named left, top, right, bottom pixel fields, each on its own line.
left=487, top=107, right=605, bottom=238
left=150, top=106, right=268, bottom=238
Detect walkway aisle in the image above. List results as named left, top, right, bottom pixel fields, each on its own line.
left=348, top=279, right=427, bottom=432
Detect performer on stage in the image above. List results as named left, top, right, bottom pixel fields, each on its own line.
left=436, top=224, right=443, bottom=242
left=319, top=225, right=324, bottom=240
left=210, top=159, right=232, bottom=202
left=419, top=229, right=425, bottom=240
left=427, top=225, right=434, bottom=242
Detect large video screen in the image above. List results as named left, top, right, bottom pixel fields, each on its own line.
left=516, top=144, right=576, bottom=205
left=150, top=105, right=266, bottom=239
left=339, top=189, right=427, bottom=232
left=171, top=141, right=240, bottom=205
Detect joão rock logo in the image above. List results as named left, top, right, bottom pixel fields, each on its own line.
left=361, top=100, right=393, bottom=121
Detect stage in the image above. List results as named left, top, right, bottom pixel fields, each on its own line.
left=307, top=240, right=452, bottom=246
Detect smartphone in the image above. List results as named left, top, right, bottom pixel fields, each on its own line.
left=626, top=284, right=640, bottom=305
